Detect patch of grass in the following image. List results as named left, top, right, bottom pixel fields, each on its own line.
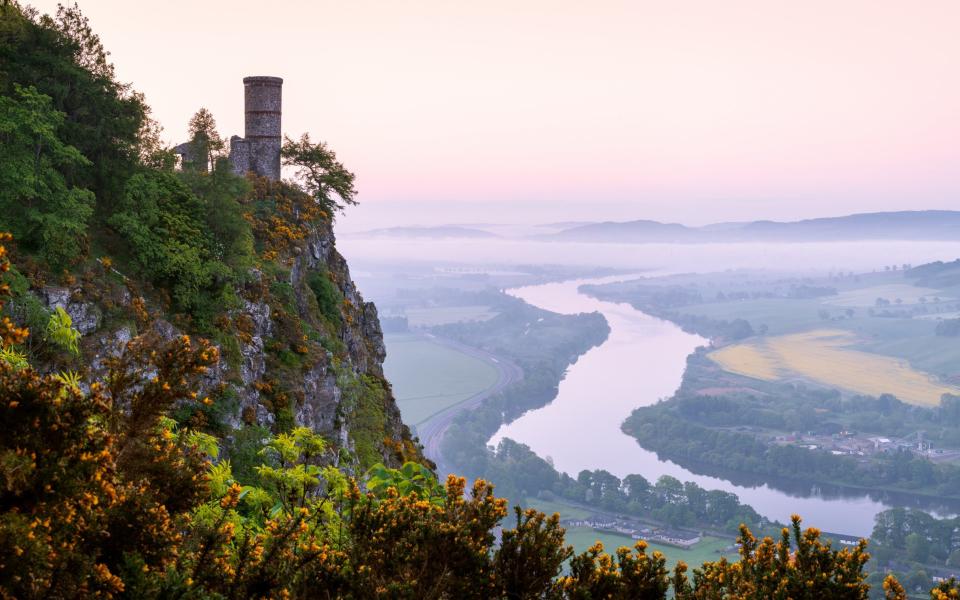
left=522, top=497, right=592, bottom=521
left=259, top=260, right=290, bottom=282
left=670, top=298, right=827, bottom=336
left=709, top=343, right=780, bottom=381
left=383, top=333, right=499, bottom=427
left=674, top=296, right=960, bottom=378
left=319, top=335, right=346, bottom=356
left=212, top=330, right=243, bottom=371
left=826, top=284, right=952, bottom=307
left=563, top=527, right=737, bottom=571
left=307, top=270, right=343, bottom=328
left=347, top=375, right=389, bottom=469
left=274, top=347, right=304, bottom=370
left=269, top=281, right=297, bottom=311
left=404, top=305, right=499, bottom=327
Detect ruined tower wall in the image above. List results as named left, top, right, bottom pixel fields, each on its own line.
left=243, top=76, right=283, bottom=180
left=228, top=135, right=250, bottom=177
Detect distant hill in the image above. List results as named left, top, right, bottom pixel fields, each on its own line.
left=362, top=226, right=499, bottom=239
left=548, top=211, right=960, bottom=243
left=548, top=219, right=696, bottom=242
left=907, top=258, right=960, bottom=288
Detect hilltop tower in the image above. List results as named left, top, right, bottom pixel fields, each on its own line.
left=229, top=76, right=283, bottom=180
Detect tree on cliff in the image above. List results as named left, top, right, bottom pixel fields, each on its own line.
left=282, top=133, right=357, bottom=217
left=186, top=107, right=225, bottom=172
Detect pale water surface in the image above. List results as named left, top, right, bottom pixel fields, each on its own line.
left=490, top=276, right=892, bottom=536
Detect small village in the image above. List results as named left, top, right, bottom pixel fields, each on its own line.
left=767, top=428, right=960, bottom=464
left=561, top=517, right=704, bottom=550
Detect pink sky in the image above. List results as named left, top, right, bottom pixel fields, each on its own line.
left=26, top=1, right=960, bottom=228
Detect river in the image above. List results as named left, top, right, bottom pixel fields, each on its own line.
left=490, top=274, right=941, bottom=537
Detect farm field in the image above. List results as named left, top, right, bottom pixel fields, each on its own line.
left=710, top=329, right=960, bottom=406
left=522, top=497, right=593, bottom=521
left=915, top=311, right=960, bottom=321
left=825, top=284, right=951, bottom=307
left=667, top=298, right=827, bottom=335
left=404, top=305, right=499, bottom=327
left=383, top=332, right=499, bottom=427
left=563, top=528, right=737, bottom=570
left=673, top=298, right=960, bottom=377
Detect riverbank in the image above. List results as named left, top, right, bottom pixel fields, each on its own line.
left=490, top=276, right=893, bottom=536
left=578, top=273, right=960, bottom=511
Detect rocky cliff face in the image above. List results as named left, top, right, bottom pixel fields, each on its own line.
left=24, top=189, right=422, bottom=472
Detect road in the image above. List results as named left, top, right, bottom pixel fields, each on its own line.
left=411, top=333, right=524, bottom=477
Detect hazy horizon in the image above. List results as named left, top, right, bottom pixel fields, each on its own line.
left=25, top=0, right=960, bottom=230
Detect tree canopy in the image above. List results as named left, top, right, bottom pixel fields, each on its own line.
left=282, top=133, right=357, bottom=217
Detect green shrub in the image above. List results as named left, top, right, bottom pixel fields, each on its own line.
left=307, top=270, right=343, bottom=328
left=269, top=281, right=297, bottom=311
left=224, top=424, right=271, bottom=484
left=274, top=401, right=295, bottom=433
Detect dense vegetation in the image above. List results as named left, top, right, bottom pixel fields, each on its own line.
left=0, top=1, right=425, bottom=473
left=0, top=2, right=355, bottom=330
left=622, top=350, right=960, bottom=498
left=869, top=508, right=960, bottom=594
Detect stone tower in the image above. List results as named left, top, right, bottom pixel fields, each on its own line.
left=229, top=76, right=283, bottom=180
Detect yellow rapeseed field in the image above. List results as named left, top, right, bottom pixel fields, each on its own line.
left=709, top=329, right=958, bottom=407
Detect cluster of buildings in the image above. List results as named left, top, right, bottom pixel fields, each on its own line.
left=773, top=429, right=960, bottom=462
left=563, top=518, right=702, bottom=549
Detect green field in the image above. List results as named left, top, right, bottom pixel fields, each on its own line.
left=826, top=284, right=952, bottom=307
left=672, top=298, right=833, bottom=336
left=522, top=497, right=593, bottom=520
left=563, top=528, right=737, bottom=570
left=404, top=305, right=499, bottom=327
left=383, top=333, right=499, bottom=428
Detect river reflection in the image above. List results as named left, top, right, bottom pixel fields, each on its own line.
left=490, top=276, right=959, bottom=537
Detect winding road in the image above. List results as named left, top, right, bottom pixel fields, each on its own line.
left=412, top=333, right=523, bottom=477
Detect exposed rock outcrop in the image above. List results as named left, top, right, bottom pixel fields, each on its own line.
left=26, top=213, right=422, bottom=471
